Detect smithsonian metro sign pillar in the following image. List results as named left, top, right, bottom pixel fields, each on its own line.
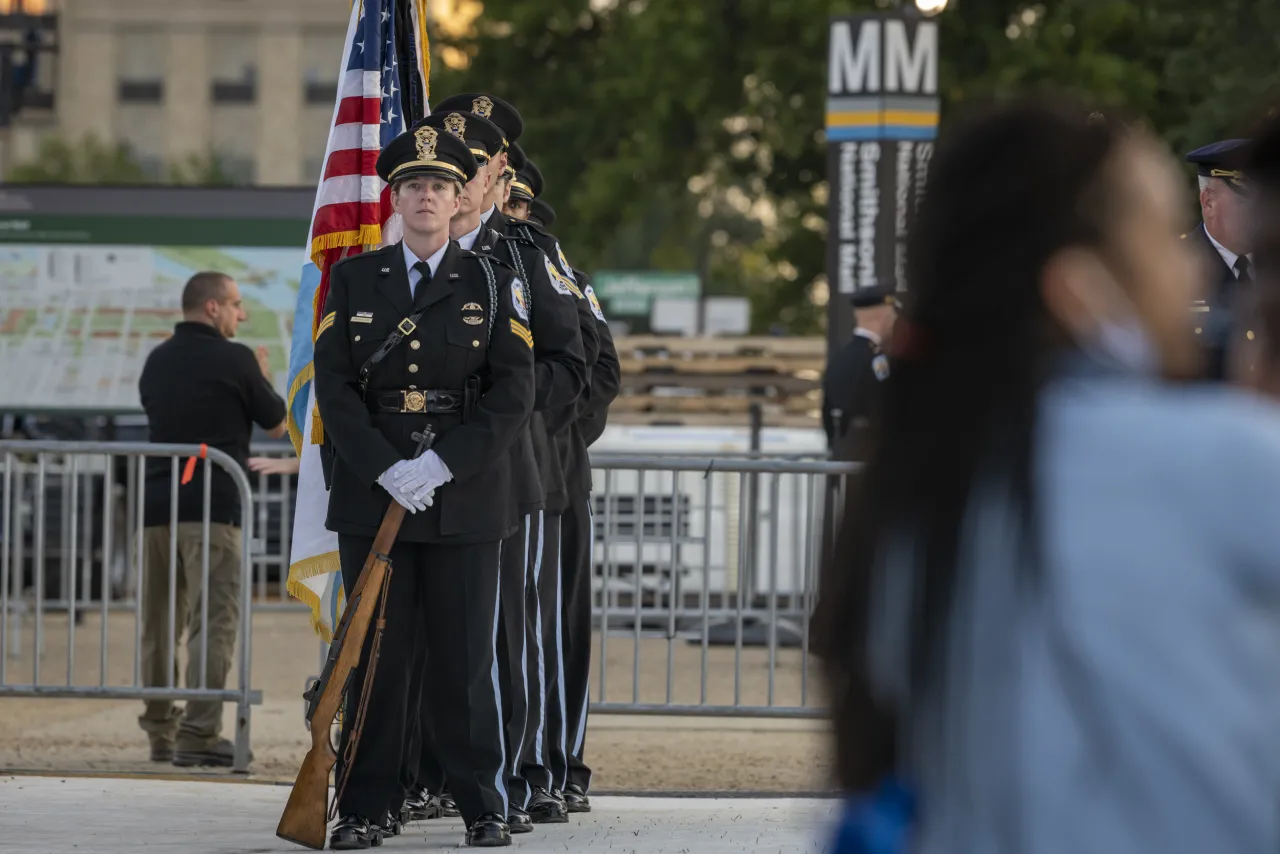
left=825, top=14, right=939, bottom=353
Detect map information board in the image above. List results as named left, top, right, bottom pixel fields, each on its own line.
left=0, top=186, right=312, bottom=414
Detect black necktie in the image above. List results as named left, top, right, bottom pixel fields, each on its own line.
left=1235, top=255, right=1252, bottom=284
left=413, top=260, right=431, bottom=298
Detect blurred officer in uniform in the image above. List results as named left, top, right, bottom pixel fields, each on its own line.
left=399, top=106, right=587, bottom=836
left=1184, top=139, right=1256, bottom=381
left=822, top=289, right=899, bottom=461
left=313, top=120, right=534, bottom=849
left=528, top=198, right=556, bottom=230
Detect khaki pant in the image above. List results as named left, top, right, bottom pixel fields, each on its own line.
left=137, top=523, right=242, bottom=751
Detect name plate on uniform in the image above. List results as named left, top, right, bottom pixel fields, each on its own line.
left=352, top=312, right=374, bottom=324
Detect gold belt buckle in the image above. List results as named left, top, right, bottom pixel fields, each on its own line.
left=403, top=390, right=426, bottom=413
left=397, top=317, right=417, bottom=335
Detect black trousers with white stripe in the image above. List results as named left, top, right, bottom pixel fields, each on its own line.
left=497, top=515, right=532, bottom=806
left=340, top=535, right=506, bottom=825
left=560, top=497, right=595, bottom=792
left=517, top=511, right=569, bottom=797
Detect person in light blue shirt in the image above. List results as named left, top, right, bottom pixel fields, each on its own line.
left=814, top=95, right=1280, bottom=854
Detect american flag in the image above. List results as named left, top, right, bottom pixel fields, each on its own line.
left=284, top=0, right=430, bottom=640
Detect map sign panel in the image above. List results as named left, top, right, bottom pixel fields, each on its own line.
left=0, top=244, right=303, bottom=412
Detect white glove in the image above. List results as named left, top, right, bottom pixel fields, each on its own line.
left=392, top=450, right=453, bottom=502
left=377, top=460, right=429, bottom=513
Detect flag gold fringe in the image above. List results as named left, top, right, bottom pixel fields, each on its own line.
left=286, top=551, right=344, bottom=644
left=286, top=362, right=315, bottom=456
left=310, top=402, right=324, bottom=445
left=310, top=225, right=383, bottom=269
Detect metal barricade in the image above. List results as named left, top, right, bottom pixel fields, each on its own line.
left=586, top=454, right=858, bottom=717
left=244, top=443, right=303, bottom=611
left=0, top=440, right=261, bottom=772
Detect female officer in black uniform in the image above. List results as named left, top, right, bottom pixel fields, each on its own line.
left=313, top=121, right=534, bottom=849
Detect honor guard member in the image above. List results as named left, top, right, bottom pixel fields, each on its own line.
left=433, top=92, right=524, bottom=234
left=822, top=288, right=899, bottom=462
left=495, top=153, right=610, bottom=820
left=560, top=266, right=620, bottom=811
left=504, top=156, right=543, bottom=222
left=400, top=107, right=587, bottom=835
left=1185, top=139, right=1257, bottom=381
left=528, top=198, right=556, bottom=230
left=481, top=134, right=593, bottom=824
left=495, top=153, right=601, bottom=824
left=398, top=90, right=525, bottom=823
left=313, top=121, right=534, bottom=849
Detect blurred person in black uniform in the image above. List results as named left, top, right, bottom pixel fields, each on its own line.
left=137, top=272, right=286, bottom=768
left=1184, top=140, right=1256, bottom=380
left=397, top=106, right=587, bottom=836
left=822, top=290, right=900, bottom=461
left=314, top=122, right=534, bottom=850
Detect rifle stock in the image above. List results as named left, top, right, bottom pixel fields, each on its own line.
left=277, top=426, right=434, bottom=849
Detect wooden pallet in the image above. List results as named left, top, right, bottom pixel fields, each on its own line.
left=607, top=336, right=825, bottom=427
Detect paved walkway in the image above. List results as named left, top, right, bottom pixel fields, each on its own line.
left=0, top=774, right=839, bottom=853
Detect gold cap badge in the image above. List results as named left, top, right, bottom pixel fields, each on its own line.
left=472, top=96, right=494, bottom=118
left=414, top=126, right=439, bottom=161
left=444, top=112, right=467, bottom=140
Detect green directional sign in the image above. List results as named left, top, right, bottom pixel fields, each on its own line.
left=590, top=270, right=700, bottom=316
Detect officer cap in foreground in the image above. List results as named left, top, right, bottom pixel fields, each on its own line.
left=510, top=158, right=544, bottom=202
left=529, top=198, right=556, bottom=228
left=376, top=123, right=478, bottom=186
left=1186, top=139, right=1251, bottom=191
left=432, top=93, right=523, bottom=147
left=417, top=109, right=506, bottom=164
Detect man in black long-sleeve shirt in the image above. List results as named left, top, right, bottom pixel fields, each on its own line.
left=136, top=271, right=286, bottom=768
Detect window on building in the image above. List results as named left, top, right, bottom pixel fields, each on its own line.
left=211, top=100, right=258, bottom=185
left=117, top=29, right=165, bottom=105
left=115, top=104, right=166, bottom=179
left=301, top=29, right=345, bottom=106
left=209, top=28, right=258, bottom=105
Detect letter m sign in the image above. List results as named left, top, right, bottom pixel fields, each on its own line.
left=828, top=16, right=938, bottom=96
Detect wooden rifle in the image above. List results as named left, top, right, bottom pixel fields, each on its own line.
left=276, top=427, right=436, bottom=850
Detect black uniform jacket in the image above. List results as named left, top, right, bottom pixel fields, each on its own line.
left=574, top=271, right=621, bottom=449
left=478, top=223, right=588, bottom=513
left=313, top=240, right=535, bottom=543
left=1188, top=223, right=1248, bottom=381
left=822, top=330, right=886, bottom=462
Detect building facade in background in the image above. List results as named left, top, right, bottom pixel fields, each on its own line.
left=7, top=0, right=356, bottom=186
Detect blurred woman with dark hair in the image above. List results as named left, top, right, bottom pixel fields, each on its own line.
left=814, top=94, right=1280, bottom=853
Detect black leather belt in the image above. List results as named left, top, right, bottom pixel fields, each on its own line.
left=367, top=388, right=464, bottom=415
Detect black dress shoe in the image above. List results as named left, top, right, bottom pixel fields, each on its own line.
left=440, top=789, right=460, bottom=818
left=401, top=788, right=445, bottom=823
left=329, top=815, right=382, bottom=850
left=507, top=806, right=533, bottom=834
left=527, top=787, right=569, bottom=824
left=563, top=783, right=591, bottom=813
left=378, top=811, right=401, bottom=838
left=465, top=812, right=511, bottom=847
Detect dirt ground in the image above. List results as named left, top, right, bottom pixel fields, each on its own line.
left=0, top=608, right=835, bottom=793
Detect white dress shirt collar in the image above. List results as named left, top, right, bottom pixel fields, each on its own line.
left=403, top=239, right=449, bottom=298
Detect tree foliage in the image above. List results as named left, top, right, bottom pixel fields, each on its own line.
left=430, top=0, right=1280, bottom=332
left=7, top=133, right=148, bottom=184
left=8, top=133, right=245, bottom=187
